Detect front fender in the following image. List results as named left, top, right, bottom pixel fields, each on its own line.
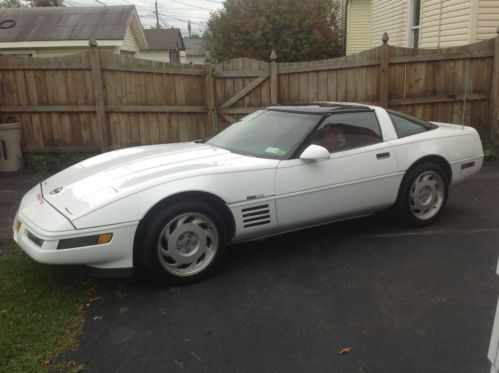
left=72, top=169, right=276, bottom=229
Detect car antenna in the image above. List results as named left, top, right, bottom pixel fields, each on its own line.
left=461, top=70, right=467, bottom=130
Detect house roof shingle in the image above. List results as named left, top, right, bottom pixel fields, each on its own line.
left=184, top=38, right=204, bottom=57
left=143, top=28, right=185, bottom=51
left=0, top=6, right=134, bottom=42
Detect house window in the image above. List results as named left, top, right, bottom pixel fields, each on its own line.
left=409, top=0, right=421, bottom=48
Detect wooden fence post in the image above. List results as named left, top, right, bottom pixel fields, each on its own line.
left=379, top=32, right=390, bottom=108
left=489, top=27, right=499, bottom=146
left=204, top=52, right=217, bottom=135
left=270, top=49, right=278, bottom=105
left=89, top=39, right=109, bottom=152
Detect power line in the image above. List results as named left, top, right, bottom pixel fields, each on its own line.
left=157, top=11, right=205, bottom=26
left=164, top=0, right=214, bottom=12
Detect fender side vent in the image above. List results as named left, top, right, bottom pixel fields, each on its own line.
left=242, top=204, right=271, bottom=228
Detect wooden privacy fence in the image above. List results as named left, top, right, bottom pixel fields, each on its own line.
left=1, top=30, right=499, bottom=153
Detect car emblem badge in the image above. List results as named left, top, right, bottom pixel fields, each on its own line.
left=49, top=187, right=63, bottom=195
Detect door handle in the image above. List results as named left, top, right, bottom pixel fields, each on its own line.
left=376, top=152, right=390, bottom=159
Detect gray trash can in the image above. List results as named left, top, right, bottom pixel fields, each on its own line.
left=0, top=122, right=23, bottom=172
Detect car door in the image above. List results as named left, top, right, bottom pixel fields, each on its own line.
left=275, top=110, right=400, bottom=230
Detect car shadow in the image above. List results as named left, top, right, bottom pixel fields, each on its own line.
left=101, top=212, right=410, bottom=290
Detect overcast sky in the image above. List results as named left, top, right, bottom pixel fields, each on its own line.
left=63, top=0, right=224, bottom=36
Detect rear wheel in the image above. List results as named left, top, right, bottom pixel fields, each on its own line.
left=395, top=162, right=449, bottom=226
left=138, top=200, right=226, bottom=284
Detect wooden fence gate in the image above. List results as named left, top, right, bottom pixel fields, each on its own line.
left=0, top=31, right=498, bottom=152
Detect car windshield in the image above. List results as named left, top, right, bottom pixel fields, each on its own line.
left=206, top=110, right=321, bottom=159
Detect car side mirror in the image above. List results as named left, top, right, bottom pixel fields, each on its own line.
left=299, top=145, right=330, bottom=161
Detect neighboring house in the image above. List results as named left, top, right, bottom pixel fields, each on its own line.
left=346, top=0, right=499, bottom=55
left=0, top=6, right=148, bottom=57
left=139, top=29, right=185, bottom=63
left=182, top=38, right=205, bottom=64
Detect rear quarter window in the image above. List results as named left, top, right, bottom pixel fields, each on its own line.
left=387, top=110, right=437, bottom=138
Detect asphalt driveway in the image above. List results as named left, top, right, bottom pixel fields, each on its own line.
left=1, top=162, right=498, bottom=372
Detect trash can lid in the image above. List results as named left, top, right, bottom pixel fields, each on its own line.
left=0, top=122, right=21, bottom=130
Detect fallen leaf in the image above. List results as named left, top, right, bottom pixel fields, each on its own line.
left=92, top=316, right=104, bottom=321
left=42, top=358, right=51, bottom=366
left=67, top=360, right=76, bottom=368
left=339, top=347, right=353, bottom=354
left=88, top=296, right=102, bottom=303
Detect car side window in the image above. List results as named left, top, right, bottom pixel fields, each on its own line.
left=387, top=110, right=437, bottom=138
left=309, top=111, right=383, bottom=153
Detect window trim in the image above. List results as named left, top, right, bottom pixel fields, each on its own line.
left=408, top=0, right=422, bottom=48
left=293, top=109, right=384, bottom=157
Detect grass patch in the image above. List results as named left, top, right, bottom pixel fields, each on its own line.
left=0, top=255, right=98, bottom=373
left=23, top=153, right=97, bottom=173
left=483, top=140, right=497, bottom=161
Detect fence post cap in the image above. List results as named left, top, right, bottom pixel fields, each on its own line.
left=382, top=32, right=389, bottom=45
left=89, top=38, right=98, bottom=47
left=204, top=51, right=212, bottom=63
left=270, top=49, right=277, bottom=61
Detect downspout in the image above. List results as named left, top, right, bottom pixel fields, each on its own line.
left=344, top=0, right=349, bottom=55
left=437, top=0, right=443, bottom=48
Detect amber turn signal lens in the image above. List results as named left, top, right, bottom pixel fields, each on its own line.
left=16, top=219, right=22, bottom=233
left=96, top=233, right=113, bottom=245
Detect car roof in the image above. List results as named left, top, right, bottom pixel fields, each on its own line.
left=268, top=102, right=375, bottom=115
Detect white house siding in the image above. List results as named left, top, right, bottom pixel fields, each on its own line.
left=122, top=25, right=139, bottom=54
left=0, top=46, right=116, bottom=58
left=346, top=0, right=372, bottom=55
left=139, top=50, right=170, bottom=63
left=420, top=0, right=444, bottom=48
left=436, top=0, right=472, bottom=47
left=186, top=55, right=205, bottom=64
left=476, top=0, right=499, bottom=41
left=371, top=0, right=408, bottom=48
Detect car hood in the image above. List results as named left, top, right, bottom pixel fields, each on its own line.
left=41, top=142, right=251, bottom=218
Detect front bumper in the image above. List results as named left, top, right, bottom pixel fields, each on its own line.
left=13, top=213, right=138, bottom=270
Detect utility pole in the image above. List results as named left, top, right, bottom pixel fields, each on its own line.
left=155, top=0, right=160, bottom=29
left=188, top=20, right=191, bottom=38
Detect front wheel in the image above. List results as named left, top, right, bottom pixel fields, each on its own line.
left=395, top=163, right=449, bottom=226
left=138, top=201, right=226, bottom=284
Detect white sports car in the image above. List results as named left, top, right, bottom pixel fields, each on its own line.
left=13, top=103, right=484, bottom=283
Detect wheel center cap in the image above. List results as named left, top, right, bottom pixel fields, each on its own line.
left=176, top=231, right=199, bottom=254
left=418, top=186, right=434, bottom=205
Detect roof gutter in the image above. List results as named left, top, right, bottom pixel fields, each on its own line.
left=0, top=40, right=122, bottom=49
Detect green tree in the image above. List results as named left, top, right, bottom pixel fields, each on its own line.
left=0, top=0, right=22, bottom=7
left=203, top=0, right=341, bottom=62
left=31, top=0, right=63, bottom=6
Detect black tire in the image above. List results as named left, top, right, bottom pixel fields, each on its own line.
left=395, top=162, right=449, bottom=227
left=137, top=200, right=227, bottom=285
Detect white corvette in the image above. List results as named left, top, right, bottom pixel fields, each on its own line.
left=13, top=103, right=484, bottom=283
